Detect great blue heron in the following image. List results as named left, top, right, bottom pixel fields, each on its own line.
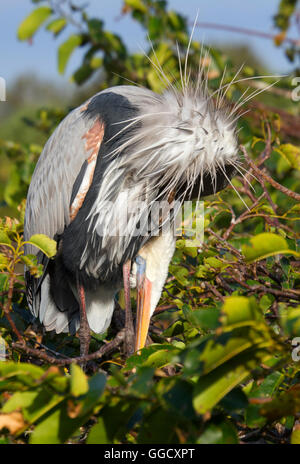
left=24, top=80, right=240, bottom=359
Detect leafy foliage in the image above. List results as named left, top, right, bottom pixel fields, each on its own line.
left=0, top=0, right=299, bottom=445
left=273, top=0, right=300, bottom=64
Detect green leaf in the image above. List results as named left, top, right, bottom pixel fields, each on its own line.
left=220, top=388, right=249, bottom=412
left=148, top=16, right=163, bottom=40
left=245, top=371, right=284, bottom=428
left=242, top=233, right=300, bottom=263
left=129, top=367, right=154, bottom=396
left=79, top=373, right=106, bottom=417
left=0, top=253, right=9, bottom=270
left=90, top=57, right=103, bottom=69
left=0, top=274, right=8, bottom=293
left=280, top=305, right=300, bottom=336
left=138, top=409, right=179, bottom=444
left=3, top=391, right=40, bottom=414
left=3, top=165, right=22, bottom=207
left=197, top=421, right=238, bottom=444
left=124, top=0, right=147, bottom=13
left=167, top=11, right=186, bottom=31
left=204, top=257, right=225, bottom=269
left=126, top=344, right=179, bottom=370
left=0, top=362, right=44, bottom=384
left=29, top=402, right=68, bottom=444
left=87, top=18, right=103, bottom=42
left=221, top=296, right=263, bottom=326
left=87, top=398, right=138, bottom=444
left=30, top=372, right=106, bottom=444
left=275, top=144, right=300, bottom=171
left=18, top=7, right=52, bottom=40
left=142, top=347, right=178, bottom=369
left=70, top=364, right=88, bottom=397
left=186, top=307, right=221, bottom=331
left=58, top=34, right=82, bottom=74
left=163, top=380, right=195, bottom=420
left=2, top=389, right=64, bottom=432
left=291, top=425, right=300, bottom=444
left=87, top=417, right=110, bottom=444
left=169, top=265, right=189, bottom=286
left=26, top=234, right=57, bottom=258
left=176, top=240, right=198, bottom=258
left=20, top=254, right=37, bottom=268
left=0, top=230, right=12, bottom=246
left=72, top=63, right=94, bottom=85
left=46, top=18, right=67, bottom=36
left=259, top=294, right=275, bottom=311
left=193, top=346, right=272, bottom=414
left=163, top=320, right=186, bottom=337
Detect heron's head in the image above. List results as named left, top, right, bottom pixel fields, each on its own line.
left=98, top=81, right=242, bottom=210
left=114, top=85, right=240, bottom=204
left=155, top=89, right=240, bottom=200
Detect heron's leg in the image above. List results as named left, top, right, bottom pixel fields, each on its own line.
left=76, top=276, right=91, bottom=358
left=123, top=260, right=135, bottom=356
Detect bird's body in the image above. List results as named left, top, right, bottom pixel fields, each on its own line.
left=24, top=82, right=239, bottom=353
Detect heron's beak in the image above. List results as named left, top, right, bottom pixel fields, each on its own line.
left=135, top=255, right=152, bottom=352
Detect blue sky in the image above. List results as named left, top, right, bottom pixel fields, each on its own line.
left=0, top=0, right=299, bottom=88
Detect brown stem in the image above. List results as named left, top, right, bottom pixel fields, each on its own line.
left=224, top=270, right=300, bottom=301
left=194, top=21, right=299, bottom=47
left=249, top=101, right=300, bottom=140
left=76, top=276, right=91, bottom=359
left=241, top=145, right=300, bottom=202
left=206, top=228, right=242, bottom=257
left=2, top=270, right=24, bottom=343
left=12, top=329, right=126, bottom=366
left=205, top=282, right=224, bottom=302
left=154, top=304, right=178, bottom=315
left=222, top=194, right=265, bottom=240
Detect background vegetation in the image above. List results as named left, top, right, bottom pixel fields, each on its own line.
left=0, top=0, right=299, bottom=444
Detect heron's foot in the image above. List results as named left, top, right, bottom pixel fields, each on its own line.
left=124, top=323, right=135, bottom=357
left=112, top=301, right=134, bottom=357
left=123, top=260, right=135, bottom=357
left=76, top=276, right=91, bottom=368
left=79, top=322, right=91, bottom=357
left=78, top=321, right=91, bottom=370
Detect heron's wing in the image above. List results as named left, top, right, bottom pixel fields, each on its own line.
left=24, top=99, right=104, bottom=319
left=24, top=101, right=103, bottom=246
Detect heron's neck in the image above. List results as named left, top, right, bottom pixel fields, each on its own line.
left=138, top=231, right=176, bottom=316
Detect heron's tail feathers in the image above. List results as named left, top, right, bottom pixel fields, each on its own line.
left=85, top=285, right=116, bottom=334
left=38, top=274, right=79, bottom=334
left=35, top=269, right=116, bottom=335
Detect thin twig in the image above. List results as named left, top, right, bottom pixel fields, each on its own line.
left=12, top=329, right=126, bottom=366
left=241, top=145, right=300, bottom=202
left=1, top=271, right=24, bottom=343
left=194, top=21, right=300, bottom=47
